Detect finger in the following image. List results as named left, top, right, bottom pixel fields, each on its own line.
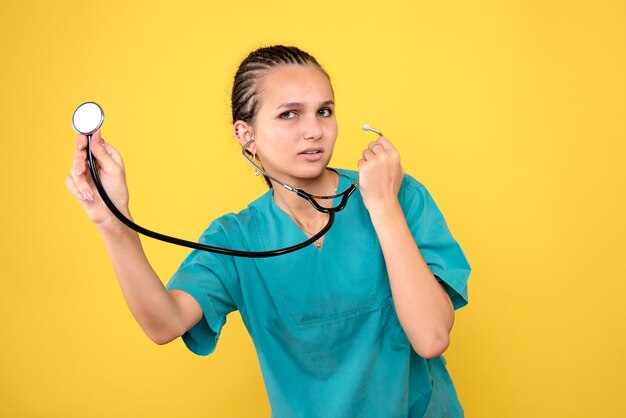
left=65, top=175, right=86, bottom=202
left=376, top=136, right=396, bottom=150
left=71, top=169, right=94, bottom=201
left=76, top=134, right=87, bottom=151
left=101, top=141, right=124, bottom=167
left=72, top=146, right=87, bottom=177
left=362, top=148, right=375, bottom=162
left=368, top=139, right=385, bottom=149
left=71, top=152, right=94, bottom=201
left=368, top=142, right=385, bottom=154
left=88, top=130, right=119, bottom=174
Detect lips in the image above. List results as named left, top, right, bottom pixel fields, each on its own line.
left=298, top=148, right=324, bottom=161
left=298, top=147, right=323, bottom=155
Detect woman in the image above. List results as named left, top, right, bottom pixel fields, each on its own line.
left=65, top=45, right=471, bottom=417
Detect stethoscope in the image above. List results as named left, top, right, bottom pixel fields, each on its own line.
left=72, top=101, right=384, bottom=258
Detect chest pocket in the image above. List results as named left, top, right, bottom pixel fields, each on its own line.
left=256, top=209, right=386, bottom=329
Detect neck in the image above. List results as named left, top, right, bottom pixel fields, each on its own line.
left=272, top=169, right=338, bottom=227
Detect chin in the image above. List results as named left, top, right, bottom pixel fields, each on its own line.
left=298, top=163, right=330, bottom=179
left=271, top=158, right=333, bottom=184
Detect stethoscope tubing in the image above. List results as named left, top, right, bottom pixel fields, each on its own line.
left=241, top=139, right=359, bottom=214
left=77, top=101, right=382, bottom=258
left=86, top=135, right=338, bottom=258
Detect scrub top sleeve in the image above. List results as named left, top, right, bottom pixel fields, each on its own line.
left=166, top=221, right=240, bottom=356
left=400, top=176, right=471, bottom=310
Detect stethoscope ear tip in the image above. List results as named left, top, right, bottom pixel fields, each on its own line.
left=362, top=123, right=383, bottom=137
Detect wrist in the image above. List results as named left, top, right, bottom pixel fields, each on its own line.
left=366, top=198, right=404, bottom=226
left=95, top=209, right=133, bottom=238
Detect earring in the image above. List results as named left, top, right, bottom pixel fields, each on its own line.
left=253, top=153, right=260, bottom=176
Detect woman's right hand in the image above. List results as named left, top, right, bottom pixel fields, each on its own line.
left=65, top=129, right=130, bottom=230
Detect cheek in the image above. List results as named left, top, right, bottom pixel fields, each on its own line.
left=255, top=126, right=293, bottom=162
left=257, top=117, right=292, bottom=139
left=325, top=122, right=338, bottom=143
left=262, top=126, right=294, bottom=153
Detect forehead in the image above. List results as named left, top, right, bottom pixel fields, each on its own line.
left=257, top=64, right=334, bottom=106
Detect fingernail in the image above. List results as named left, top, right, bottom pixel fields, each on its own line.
left=75, top=166, right=84, bottom=176
left=83, top=189, right=93, bottom=201
left=76, top=192, right=84, bottom=201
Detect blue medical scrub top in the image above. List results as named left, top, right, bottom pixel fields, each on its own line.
left=166, top=169, right=471, bottom=418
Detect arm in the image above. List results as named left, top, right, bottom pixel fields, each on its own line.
left=98, top=223, right=203, bottom=345
left=358, top=137, right=454, bottom=359
left=65, top=131, right=202, bottom=344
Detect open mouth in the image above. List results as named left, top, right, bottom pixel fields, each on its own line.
left=298, top=148, right=324, bottom=161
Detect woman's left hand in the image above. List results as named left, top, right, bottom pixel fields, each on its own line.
left=357, top=136, right=404, bottom=214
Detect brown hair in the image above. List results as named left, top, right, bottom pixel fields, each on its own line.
left=231, top=45, right=331, bottom=187
left=231, top=45, right=329, bottom=124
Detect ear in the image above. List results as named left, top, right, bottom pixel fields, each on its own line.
left=233, top=120, right=256, bottom=153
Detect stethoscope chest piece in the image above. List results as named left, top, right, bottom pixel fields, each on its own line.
left=72, top=102, right=104, bottom=135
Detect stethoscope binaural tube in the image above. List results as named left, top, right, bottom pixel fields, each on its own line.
left=240, top=122, right=385, bottom=213
left=73, top=101, right=381, bottom=258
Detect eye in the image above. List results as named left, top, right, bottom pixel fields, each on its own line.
left=318, top=108, right=333, bottom=117
left=279, top=111, right=296, bottom=119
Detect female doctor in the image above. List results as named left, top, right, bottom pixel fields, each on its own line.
left=65, top=45, right=471, bottom=417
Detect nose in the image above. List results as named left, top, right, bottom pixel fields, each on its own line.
left=302, top=113, right=323, bottom=140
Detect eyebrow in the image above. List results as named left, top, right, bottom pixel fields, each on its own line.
left=276, top=100, right=335, bottom=110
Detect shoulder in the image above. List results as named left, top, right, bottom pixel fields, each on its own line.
left=332, top=167, right=359, bottom=183
left=199, top=190, right=272, bottom=244
left=334, top=167, right=426, bottom=190
left=401, top=172, right=427, bottom=193
left=398, top=174, right=432, bottom=216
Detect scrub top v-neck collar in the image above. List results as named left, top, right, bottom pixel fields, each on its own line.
left=267, top=168, right=347, bottom=254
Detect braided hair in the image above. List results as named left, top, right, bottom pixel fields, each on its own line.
left=231, top=46, right=330, bottom=187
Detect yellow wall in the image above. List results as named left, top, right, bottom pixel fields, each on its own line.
left=1, top=1, right=625, bottom=416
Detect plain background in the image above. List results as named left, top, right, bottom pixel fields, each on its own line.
left=1, top=0, right=625, bottom=417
